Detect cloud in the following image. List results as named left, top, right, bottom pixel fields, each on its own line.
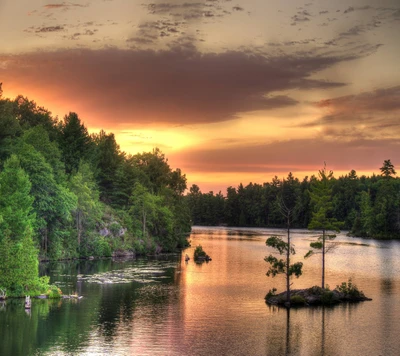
left=143, top=1, right=230, bottom=20
left=299, top=86, right=400, bottom=139
left=170, top=137, right=400, bottom=174
left=343, top=6, right=355, bottom=14
left=43, top=3, right=87, bottom=10
left=35, top=25, right=64, bottom=33
left=0, top=44, right=380, bottom=128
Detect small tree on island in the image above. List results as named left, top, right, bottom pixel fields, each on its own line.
left=305, top=164, right=343, bottom=289
left=265, top=174, right=303, bottom=306
left=265, top=236, right=303, bottom=305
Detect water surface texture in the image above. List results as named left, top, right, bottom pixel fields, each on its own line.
left=1, top=227, right=400, bottom=355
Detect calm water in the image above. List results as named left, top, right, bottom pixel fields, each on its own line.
left=1, top=226, right=400, bottom=356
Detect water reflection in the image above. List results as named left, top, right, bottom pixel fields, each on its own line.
left=1, top=227, right=400, bottom=355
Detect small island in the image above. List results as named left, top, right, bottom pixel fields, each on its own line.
left=194, top=245, right=212, bottom=262
left=266, top=281, right=372, bottom=307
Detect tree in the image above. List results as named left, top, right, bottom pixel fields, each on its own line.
left=265, top=174, right=303, bottom=306
left=380, top=159, right=396, bottom=178
left=13, top=142, right=76, bottom=258
left=265, top=236, right=303, bottom=306
left=305, top=164, right=343, bottom=289
left=0, top=155, right=36, bottom=242
left=129, top=182, right=160, bottom=239
left=58, top=112, right=92, bottom=174
left=0, top=155, right=39, bottom=295
left=68, top=162, right=102, bottom=249
left=92, top=130, right=124, bottom=204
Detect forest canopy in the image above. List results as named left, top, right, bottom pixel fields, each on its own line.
left=0, top=84, right=191, bottom=268
left=186, top=164, right=400, bottom=239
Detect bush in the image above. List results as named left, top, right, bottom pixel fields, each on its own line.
left=335, top=279, right=364, bottom=298
left=309, top=285, right=324, bottom=295
left=194, top=245, right=207, bottom=260
left=92, top=236, right=112, bottom=257
left=109, top=222, right=122, bottom=237
left=290, top=295, right=306, bottom=306
left=321, top=290, right=337, bottom=305
left=266, top=287, right=277, bottom=299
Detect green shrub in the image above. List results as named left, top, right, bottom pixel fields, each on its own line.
left=266, top=287, right=277, bottom=299
left=194, top=245, right=207, bottom=260
left=321, top=290, right=336, bottom=305
left=335, top=279, right=364, bottom=298
left=109, top=222, right=122, bottom=237
left=93, top=236, right=112, bottom=257
left=309, top=286, right=324, bottom=295
left=290, top=295, right=306, bottom=306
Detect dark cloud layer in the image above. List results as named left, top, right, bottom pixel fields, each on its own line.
left=0, top=43, right=379, bottom=127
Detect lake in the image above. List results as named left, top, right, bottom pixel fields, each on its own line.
left=1, top=226, right=400, bottom=355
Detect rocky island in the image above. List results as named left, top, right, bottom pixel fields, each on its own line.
left=266, top=282, right=372, bottom=307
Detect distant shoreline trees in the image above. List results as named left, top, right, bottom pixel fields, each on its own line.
left=186, top=160, right=400, bottom=239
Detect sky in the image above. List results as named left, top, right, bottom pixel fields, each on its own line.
left=1, top=0, right=399, bottom=193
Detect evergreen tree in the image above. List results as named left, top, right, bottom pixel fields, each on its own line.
left=58, top=112, right=92, bottom=174
left=380, top=159, right=396, bottom=178
left=305, top=164, right=343, bottom=289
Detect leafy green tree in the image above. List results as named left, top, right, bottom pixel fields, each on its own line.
left=12, top=95, right=57, bottom=138
left=0, top=155, right=35, bottom=242
left=131, top=148, right=171, bottom=194
left=13, top=142, right=76, bottom=259
left=68, top=162, right=102, bottom=249
left=0, top=155, right=39, bottom=295
left=305, top=164, right=343, bottom=289
left=129, top=182, right=161, bottom=239
left=21, top=126, right=66, bottom=183
left=0, top=98, right=22, bottom=164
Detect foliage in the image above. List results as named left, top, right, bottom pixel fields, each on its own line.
left=194, top=245, right=207, bottom=260
left=335, top=279, right=365, bottom=298
left=306, top=164, right=343, bottom=288
left=0, top=155, right=36, bottom=242
left=380, top=159, right=396, bottom=178
left=320, top=290, right=336, bottom=305
left=265, top=236, right=303, bottom=278
left=266, top=287, right=277, bottom=299
left=0, top=87, right=192, bottom=297
left=185, top=161, right=400, bottom=240
left=290, top=295, right=306, bottom=306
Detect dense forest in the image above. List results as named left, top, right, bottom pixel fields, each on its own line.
left=186, top=162, right=400, bottom=239
left=0, top=84, right=191, bottom=296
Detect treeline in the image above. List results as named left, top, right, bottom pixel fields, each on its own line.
left=0, top=84, right=191, bottom=264
left=186, top=163, right=400, bottom=239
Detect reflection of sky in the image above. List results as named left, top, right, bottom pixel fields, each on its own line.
left=27, top=227, right=400, bottom=355
left=1, top=0, right=400, bottom=192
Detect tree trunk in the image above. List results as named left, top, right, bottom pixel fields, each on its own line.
left=142, top=210, right=146, bottom=238
left=322, top=229, right=325, bottom=289
left=77, top=210, right=81, bottom=247
left=286, top=216, right=291, bottom=304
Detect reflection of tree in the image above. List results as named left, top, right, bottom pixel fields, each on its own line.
left=286, top=308, right=291, bottom=355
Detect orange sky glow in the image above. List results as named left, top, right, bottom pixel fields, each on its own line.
left=1, top=0, right=399, bottom=193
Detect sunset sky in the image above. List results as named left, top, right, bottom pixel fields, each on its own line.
left=1, top=0, right=399, bottom=193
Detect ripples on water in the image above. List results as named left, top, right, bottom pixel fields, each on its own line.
left=1, top=227, right=400, bottom=355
